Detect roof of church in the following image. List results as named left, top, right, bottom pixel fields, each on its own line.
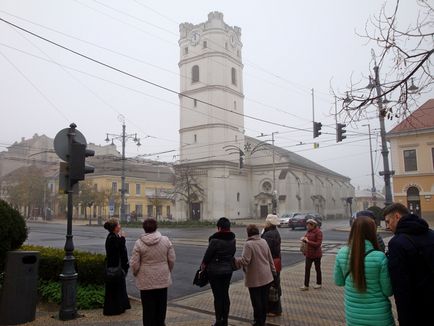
left=388, top=99, right=434, bottom=135
left=245, top=136, right=350, bottom=180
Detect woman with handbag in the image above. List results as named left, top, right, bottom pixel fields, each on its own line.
left=130, top=218, right=176, bottom=326
left=300, top=218, right=323, bottom=291
left=103, top=218, right=131, bottom=316
left=236, top=224, right=276, bottom=326
left=261, top=214, right=282, bottom=317
left=200, top=217, right=236, bottom=326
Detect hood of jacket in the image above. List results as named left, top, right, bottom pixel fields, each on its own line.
left=396, top=214, right=429, bottom=236
left=209, top=231, right=236, bottom=242
left=140, top=231, right=163, bottom=246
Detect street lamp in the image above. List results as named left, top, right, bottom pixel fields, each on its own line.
left=105, top=115, right=141, bottom=222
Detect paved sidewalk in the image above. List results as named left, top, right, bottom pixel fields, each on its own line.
left=23, top=253, right=399, bottom=326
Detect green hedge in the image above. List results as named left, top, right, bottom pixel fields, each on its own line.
left=0, top=200, right=27, bottom=271
left=21, top=245, right=106, bottom=285
left=39, top=280, right=104, bottom=310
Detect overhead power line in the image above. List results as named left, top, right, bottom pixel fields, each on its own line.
left=0, top=16, right=312, bottom=133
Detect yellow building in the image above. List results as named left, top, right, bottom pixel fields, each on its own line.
left=77, top=156, right=175, bottom=221
left=387, top=99, right=434, bottom=218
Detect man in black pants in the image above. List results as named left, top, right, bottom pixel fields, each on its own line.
left=201, top=217, right=236, bottom=326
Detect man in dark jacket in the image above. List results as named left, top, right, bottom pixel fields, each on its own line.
left=384, top=203, right=434, bottom=326
left=201, top=217, right=236, bottom=326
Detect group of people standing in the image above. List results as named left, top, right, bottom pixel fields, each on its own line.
left=334, top=203, right=434, bottom=326
left=101, top=202, right=434, bottom=326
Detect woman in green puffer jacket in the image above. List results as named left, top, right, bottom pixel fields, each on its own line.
left=334, top=216, right=395, bottom=326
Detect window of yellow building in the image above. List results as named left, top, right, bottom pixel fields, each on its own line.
left=404, top=149, right=417, bottom=171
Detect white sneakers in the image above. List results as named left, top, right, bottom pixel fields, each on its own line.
left=300, top=284, right=322, bottom=291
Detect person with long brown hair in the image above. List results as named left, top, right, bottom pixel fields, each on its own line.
left=334, top=216, right=395, bottom=326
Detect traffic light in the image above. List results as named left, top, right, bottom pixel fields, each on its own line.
left=69, top=141, right=95, bottom=185
left=336, top=123, right=347, bottom=142
left=239, top=149, right=244, bottom=169
left=313, top=121, right=322, bottom=138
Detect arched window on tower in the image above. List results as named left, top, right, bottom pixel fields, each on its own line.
left=231, top=68, right=237, bottom=85
left=192, top=65, right=199, bottom=83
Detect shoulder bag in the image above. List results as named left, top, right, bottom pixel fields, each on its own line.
left=193, top=268, right=209, bottom=287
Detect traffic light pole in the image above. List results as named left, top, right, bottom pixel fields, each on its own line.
left=373, top=66, right=393, bottom=207
left=59, top=124, right=77, bottom=321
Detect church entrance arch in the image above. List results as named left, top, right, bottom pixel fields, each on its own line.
left=191, top=202, right=201, bottom=220
left=407, top=187, right=421, bottom=217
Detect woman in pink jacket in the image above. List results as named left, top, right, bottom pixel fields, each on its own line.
left=130, top=218, right=176, bottom=326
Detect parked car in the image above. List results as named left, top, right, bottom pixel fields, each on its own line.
left=278, top=212, right=301, bottom=228
left=287, top=214, right=309, bottom=230
left=288, top=213, right=322, bottom=230
left=306, top=212, right=323, bottom=228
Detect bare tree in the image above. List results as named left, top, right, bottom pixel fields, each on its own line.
left=170, top=165, right=205, bottom=220
left=336, top=0, right=433, bottom=122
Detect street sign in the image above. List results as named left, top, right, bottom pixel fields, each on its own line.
left=54, top=127, right=87, bottom=161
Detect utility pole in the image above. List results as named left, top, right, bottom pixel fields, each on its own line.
left=362, top=123, right=377, bottom=205
left=372, top=65, right=393, bottom=207
left=105, top=115, right=141, bottom=222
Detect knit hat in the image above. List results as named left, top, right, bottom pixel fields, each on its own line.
left=266, top=214, right=280, bottom=226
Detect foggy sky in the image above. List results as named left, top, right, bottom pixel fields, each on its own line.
left=0, top=0, right=431, bottom=191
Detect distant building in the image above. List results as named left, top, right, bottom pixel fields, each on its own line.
left=175, top=12, right=354, bottom=221
left=387, top=99, right=434, bottom=218
left=0, top=133, right=120, bottom=178
left=353, top=189, right=385, bottom=212
left=0, top=135, right=175, bottom=220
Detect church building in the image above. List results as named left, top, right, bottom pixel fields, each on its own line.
left=174, top=12, right=354, bottom=220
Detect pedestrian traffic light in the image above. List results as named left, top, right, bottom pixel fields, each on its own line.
left=69, top=141, right=95, bottom=186
left=336, top=123, right=347, bottom=142
left=239, top=149, right=244, bottom=169
left=313, top=121, right=322, bottom=138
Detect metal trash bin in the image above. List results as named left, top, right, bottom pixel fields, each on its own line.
left=0, top=251, right=40, bottom=325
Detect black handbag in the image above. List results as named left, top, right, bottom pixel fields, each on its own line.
left=193, top=268, right=209, bottom=287
left=105, top=259, right=125, bottom=283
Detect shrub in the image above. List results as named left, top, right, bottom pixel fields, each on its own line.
left=0, top=200, right=27, bottom=270
left=38, top=280, right=104, bottom=310
left=21, top=245, right=106, bottom=285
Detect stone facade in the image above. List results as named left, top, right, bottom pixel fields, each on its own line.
left=175, top=12, right=354, bottom=221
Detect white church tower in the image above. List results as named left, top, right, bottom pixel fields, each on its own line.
left=179, top=11, right=244, bottom=163
left=177, top=12, right=249, bottom=220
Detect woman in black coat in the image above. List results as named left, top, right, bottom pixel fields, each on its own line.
left=201, top=217, right=236, bottom=326
left=261, top=214, right=282, bottom=317
left=103, top=218, right=131, bottom=316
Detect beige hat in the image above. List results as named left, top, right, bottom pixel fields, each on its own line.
left=266, top=214, right=280, bottom=226
left=306, top=218, right=318, bottom=225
